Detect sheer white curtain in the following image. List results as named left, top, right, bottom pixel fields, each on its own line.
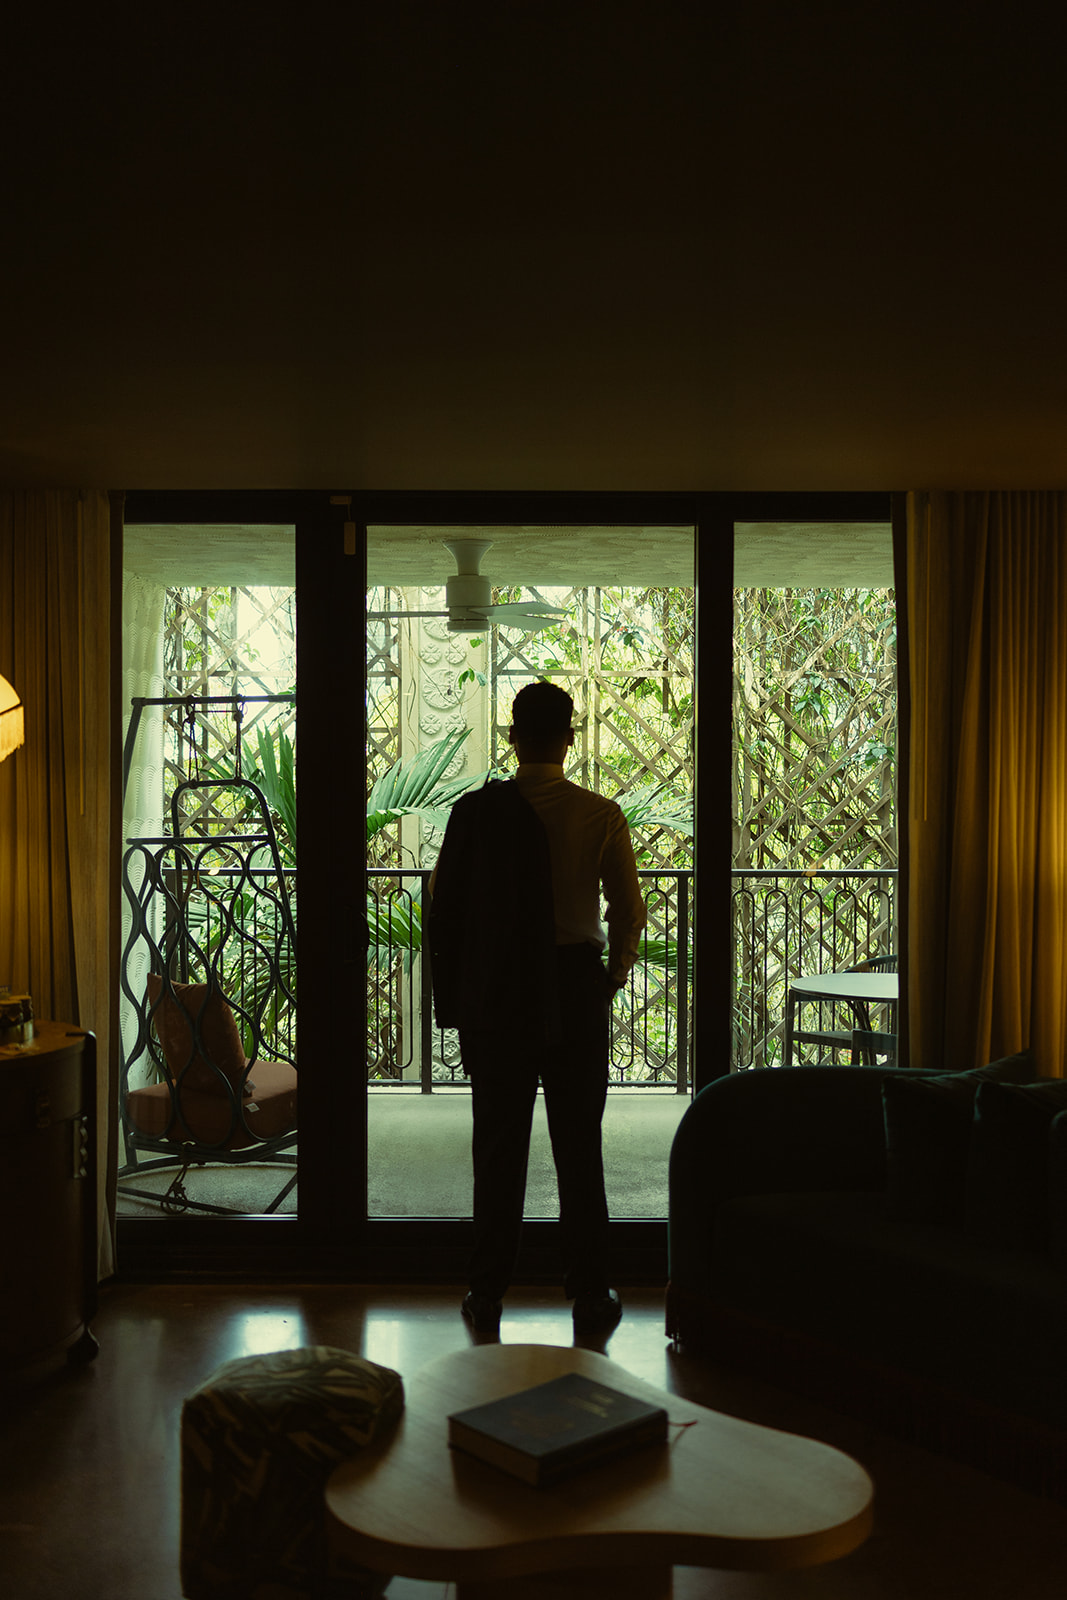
left=119, top=570, right=167, bottom=1099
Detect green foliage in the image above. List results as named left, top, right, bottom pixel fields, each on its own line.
left=733, top=586, right=896, bottom=872
left=367, top=890, right=423, bottom=972
left=617, top=780, right=693, bottom=836
left=506, top=585, right=695, bottom=873
left=245, top=724, right=297, bottom=862
left=366, top=727, right=491, bottom=842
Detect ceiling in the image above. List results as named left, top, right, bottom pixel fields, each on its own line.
left=124, top=520, right=893, bottom=589
left=5, top=8, right=1066, bottom=493
left=366, top=523, right=894, bottom=588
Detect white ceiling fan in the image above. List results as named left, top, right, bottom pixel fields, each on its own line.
left=368, top=539, right=565, bottom=634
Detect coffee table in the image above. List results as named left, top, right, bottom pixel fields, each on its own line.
left=325, top=1343, right=873, bottom=1598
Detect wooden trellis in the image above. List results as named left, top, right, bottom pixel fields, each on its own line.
left=490, top=586, right=694, bottom=869
left=362, top=584, right=696, bottom=1084
left=731, top=587, right=897, bottom=1067
left=490, top=587, right=694, bottom=1084
left=366, top=588, right=403, bottom=781
left=733, top=588, right=895, bottom=871
left=162, top=586, right=296, bottom=832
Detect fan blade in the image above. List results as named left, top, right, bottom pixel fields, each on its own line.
left=486, top=601, right=567, bottom=619
left=483, top=611, right=561, bottom=632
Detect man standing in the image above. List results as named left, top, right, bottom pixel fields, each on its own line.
left=428, top=681, right=647, bottom=1335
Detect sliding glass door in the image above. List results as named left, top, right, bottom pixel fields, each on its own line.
left=114, top=490, right=891, bottom=1275
left=363, top=521, right=696, bottom=1224
left=118, top=519, right=298, bottom=1221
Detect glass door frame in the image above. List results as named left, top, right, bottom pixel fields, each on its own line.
left=116, top=488, right=890, bottom=1279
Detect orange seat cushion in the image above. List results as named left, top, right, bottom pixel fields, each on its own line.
left=146, top=975, right=249, bottom=1097
left=126, top=1060, right=298, bottom=1150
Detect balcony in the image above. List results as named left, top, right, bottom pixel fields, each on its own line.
left=117, top=860, right=894, bottom=1217
left=367, top=869, right=691, bottom=1091
left=116, top=1088, right=689, bottom=1218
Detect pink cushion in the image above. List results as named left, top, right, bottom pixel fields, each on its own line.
left=126, top=1059, right=298, bottom=1149
left=146, top=974, right=248, bottom=1096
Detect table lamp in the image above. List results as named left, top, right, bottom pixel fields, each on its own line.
left=0, top=672, right=23, bottom=763
left=0, top=672, right=30, bottom=1040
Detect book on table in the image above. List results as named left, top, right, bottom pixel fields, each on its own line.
left=447, top=1372, right=670, bottom=1487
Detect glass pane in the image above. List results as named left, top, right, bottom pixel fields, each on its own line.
left=731, top=521, right=897, bottom=1069
left=365, top=524, right=695, bottom=1220
left=117, top=524, right=298, bottom=1218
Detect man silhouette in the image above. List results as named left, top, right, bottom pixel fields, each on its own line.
left=428, top=681, right=646, bottom=1334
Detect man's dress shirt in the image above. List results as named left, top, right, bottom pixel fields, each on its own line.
left=511, top=762, right=646, bottom=985
left=427, top=765, right=647, bottom=1039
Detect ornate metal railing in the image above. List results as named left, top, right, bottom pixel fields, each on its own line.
left=366, top=869, right=693, bottom=1091
left=119, top=861, right=895, bottom=1105
left=731, top=868, right=896, bottom=1069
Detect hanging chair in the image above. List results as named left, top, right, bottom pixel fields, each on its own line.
left=119, top=744, right=298, bottom=1215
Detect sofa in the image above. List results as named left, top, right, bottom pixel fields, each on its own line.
left=666, top=1056, right=1067, bottom=1501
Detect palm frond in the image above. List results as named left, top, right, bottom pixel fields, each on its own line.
left=366, top=728, right=490, bottom=841
left=251, top=726, right=297, bottom=856
left=366, top=894, right=423, bottom=971
left=637, top=935, right=679, bottom=972
left=617, top=780, right=694, bottom=837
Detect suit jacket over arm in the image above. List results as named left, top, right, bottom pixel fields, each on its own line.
left=428, top=781, right=559, bottom=1042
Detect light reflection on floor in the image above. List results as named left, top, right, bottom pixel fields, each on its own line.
left=220, top=1308, right=312, bottom=1362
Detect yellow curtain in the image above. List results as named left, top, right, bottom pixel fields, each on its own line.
left=0, top=490, right=117, bottom=1272
left=907, top=491, right=1067, bottom=1077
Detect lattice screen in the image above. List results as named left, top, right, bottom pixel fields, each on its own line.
left=162, top=586, right=296, bottom=830
left=731, top=586, right=897, bottom=1067
left=733, top=588, right=896, bottom=871
left=489, top=586, right=694, bottom=868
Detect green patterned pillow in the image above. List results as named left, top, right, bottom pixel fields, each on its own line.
left=881, top=1051, right=1036, bottom=1222
left=966, top=1079, right=1067, bottom=1252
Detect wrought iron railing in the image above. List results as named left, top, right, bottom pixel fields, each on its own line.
left=120, top=848, right=298, bottom=1077
left=366, top=869, right=693, bottom=1091
left=731, top=868, right=896, bottom=1069
left=119, top=860, right=895, bottom=1102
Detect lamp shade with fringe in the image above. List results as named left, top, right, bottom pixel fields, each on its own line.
left=0, top=673, right=24, bottom=762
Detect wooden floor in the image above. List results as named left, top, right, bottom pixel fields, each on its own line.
left=2, top=1281, right=1065, bottom=1600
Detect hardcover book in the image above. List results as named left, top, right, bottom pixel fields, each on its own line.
left=447, top=1371, right=669, bottom=1486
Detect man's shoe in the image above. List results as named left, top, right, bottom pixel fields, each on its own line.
left=572, top=1288, right=623, bottom=1334
left=461, top=1290, right=503, bottom=1332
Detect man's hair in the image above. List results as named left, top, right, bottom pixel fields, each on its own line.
left=511, top=681, right=574, bottom=737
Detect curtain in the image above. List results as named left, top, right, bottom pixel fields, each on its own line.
left=907, top=491, right=1067, bottom=1077
left=119, top=569, right=166, bottom=1093
left=0, top=490, right=117, bottom=1273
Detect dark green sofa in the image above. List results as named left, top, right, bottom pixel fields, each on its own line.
left=666, top=1061, right=1067, bottom=1500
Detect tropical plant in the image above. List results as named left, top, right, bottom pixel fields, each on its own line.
left=617, top=781, right=693, bottom=843
left=247, top=723, right=297, bottom=862
left=366, top=726, right=491, bottom=846
left=365, top=725, right=503, bottom=981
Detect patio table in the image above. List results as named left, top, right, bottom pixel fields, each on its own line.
left=783, top=970, right=898, bottom=1065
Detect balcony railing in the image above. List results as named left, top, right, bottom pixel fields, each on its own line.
left=367, top=869, right=693, bottom=1091
left=120, top=859, right=896, bottom=1103
left=732, top=868, right=896, bottom=1069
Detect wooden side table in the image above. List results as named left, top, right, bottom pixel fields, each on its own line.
left=0, top=1021, right=99, bottom=1370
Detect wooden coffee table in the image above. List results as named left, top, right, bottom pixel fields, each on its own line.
left=325, top=1343, right=873, bottom=1598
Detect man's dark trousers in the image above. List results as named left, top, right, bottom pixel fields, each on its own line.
left=461, top=943, right=612, bottom=1302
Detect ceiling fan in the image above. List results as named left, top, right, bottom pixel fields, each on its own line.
left=369, top=539, right=566, bottom=633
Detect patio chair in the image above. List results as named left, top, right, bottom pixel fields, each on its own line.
left=850, top=1027, right=897, bottom=1065
left=790, top=952, right=898, bottom=1065
left=118, top=775, right=298, bottom=1214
